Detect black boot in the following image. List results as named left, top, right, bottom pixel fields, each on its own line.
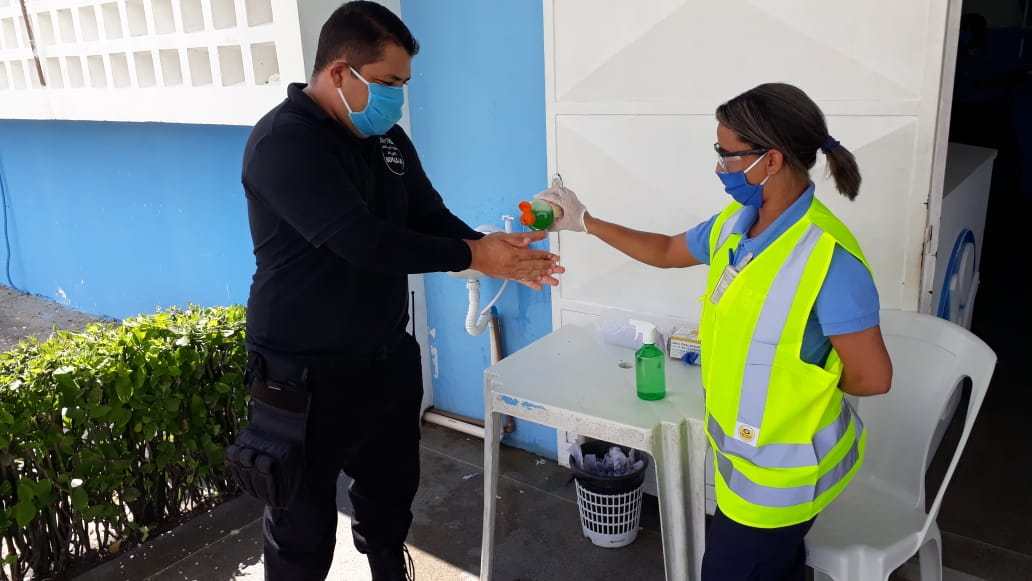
left=367, top=545, right=415, bottom=581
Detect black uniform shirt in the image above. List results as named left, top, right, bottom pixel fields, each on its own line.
left=242, top=83, right=482, bottom=356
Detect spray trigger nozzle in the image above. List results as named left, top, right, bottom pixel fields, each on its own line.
left=629, top=319, right=656, bottom=346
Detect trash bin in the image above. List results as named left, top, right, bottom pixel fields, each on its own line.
left=569, top=441, right=649, bottom=548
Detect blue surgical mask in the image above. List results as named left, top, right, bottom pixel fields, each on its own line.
left=337, top=66, right=404, bottom=137
left=716, top=153, right=769, bottom=208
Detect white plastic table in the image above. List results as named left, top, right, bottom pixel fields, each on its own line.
left=480, top=324, right=709, bottom=581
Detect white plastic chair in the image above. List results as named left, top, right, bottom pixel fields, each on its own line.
left=806, top=310, right=997, bottom=581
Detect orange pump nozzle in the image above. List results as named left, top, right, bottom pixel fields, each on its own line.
left=518, top=201, right=535, bottom=227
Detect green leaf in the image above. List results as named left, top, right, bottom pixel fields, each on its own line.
left=165, top=398, right=181, bottom=413
left=17, top=480, right=35, bottom=501
left=88, top=404, right=112, bottom=419
left=35, top=479, right=54, bottom=501
left=190, top=395, right=205, bottom=417
left=115, top=372, right=133, bottom=402
left=215, top=382, right=230, bottom=395
left=0, top=407, right=14, bottom=425
left=134, top=422, right=143, bottom=433
left=14, top=500, right=37, bottom=527
left=70, top=487, right=89, bottom=510
left=111, top=406, right=131, bottom=430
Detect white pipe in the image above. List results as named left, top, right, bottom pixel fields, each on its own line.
left=424, top=410, right=485, bottom=439
left=465, top=279, right=490, bottom=336
left=479, top=280, right=508, bottom=321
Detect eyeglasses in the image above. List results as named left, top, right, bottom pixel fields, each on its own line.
left=714, top=143, right=768, bottom=173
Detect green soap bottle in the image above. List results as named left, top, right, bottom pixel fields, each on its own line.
left=630, top=320, right=666, bottom=401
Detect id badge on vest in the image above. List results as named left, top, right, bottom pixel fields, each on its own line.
left=709, top=251, right=753, bottom=305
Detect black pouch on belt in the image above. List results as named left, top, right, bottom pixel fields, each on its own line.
left=225, top=353, right=310, bottom=509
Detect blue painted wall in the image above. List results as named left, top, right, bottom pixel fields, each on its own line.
left=402, top=0, right=556, bottom=457
left=0, top=120, right=253, bottom=319
left=0, top=0, right=555, bottom=457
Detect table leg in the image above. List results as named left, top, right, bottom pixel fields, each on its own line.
left=480, top=410, right=504, bottom=581
left=655, top=423, right=691, bottom=580
left=686, top=421, right=708, bottom=580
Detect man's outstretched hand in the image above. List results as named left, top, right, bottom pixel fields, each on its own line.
left=466, top=231, right=564, bottom=290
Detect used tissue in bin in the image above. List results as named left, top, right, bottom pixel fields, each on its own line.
left=572, top=444, right=645, bottom=477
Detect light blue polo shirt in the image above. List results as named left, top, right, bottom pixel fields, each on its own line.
left=684, top=184, right=880, bottom=365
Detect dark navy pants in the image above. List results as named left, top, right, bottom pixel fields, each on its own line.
left=702, top=507, right=816, bottom=581
left=259, top=334, right=424, bottom=581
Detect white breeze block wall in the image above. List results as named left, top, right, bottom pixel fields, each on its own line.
left=0, top=0, right=345, bottom=125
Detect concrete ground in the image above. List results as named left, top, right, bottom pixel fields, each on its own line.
left=2, top=287, right=1029, bottom=580
left=76, top=424, right=669, bottom=581
left=71, top=423, right=999, bottom=581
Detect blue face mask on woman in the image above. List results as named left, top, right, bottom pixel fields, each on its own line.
left=716, top=152, right=769, bottom=208
left=337, top=66, right=404, bottom=137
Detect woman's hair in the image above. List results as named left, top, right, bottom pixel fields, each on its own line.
left=716, top=83, right=861, bottom=200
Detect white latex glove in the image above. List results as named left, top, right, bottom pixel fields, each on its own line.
left=534, top=177, right=587, bottom=232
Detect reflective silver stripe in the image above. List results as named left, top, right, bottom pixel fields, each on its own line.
left=710, top=415, right=816, bottom=468
left=715, top=426, right=863, bottom=508
left=813, top=401, right=858, bottom=461
left=737, top=225, right=825, bottom=430
left=715, top=207, right=746, bottom=255
left=708, top=402, right=856, bottom=469
left=814, top=433, right=861, bottom=497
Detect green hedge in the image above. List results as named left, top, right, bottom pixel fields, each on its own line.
left=0, top=306, right=248, bottom=580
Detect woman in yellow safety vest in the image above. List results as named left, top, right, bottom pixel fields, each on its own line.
left=536, top=83, right=894, bottom=581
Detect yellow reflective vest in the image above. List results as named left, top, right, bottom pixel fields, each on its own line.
left=700, top=196, right=870, bottom=528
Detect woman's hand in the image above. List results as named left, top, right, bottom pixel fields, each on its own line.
left=535, top=178, right=587, bottom=232
left=534, top=178, right=701, bottom=269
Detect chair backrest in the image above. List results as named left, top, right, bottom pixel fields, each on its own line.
left=853, top=310, right=996, bottom=537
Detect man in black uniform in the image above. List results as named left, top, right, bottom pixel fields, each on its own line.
left=238, top=3, right=561, bottom=579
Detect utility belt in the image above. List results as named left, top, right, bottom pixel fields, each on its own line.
left=226, top=329, right=412, bottom=508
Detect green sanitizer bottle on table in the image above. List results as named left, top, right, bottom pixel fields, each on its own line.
left=629, top=320, right=666, bottom=401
